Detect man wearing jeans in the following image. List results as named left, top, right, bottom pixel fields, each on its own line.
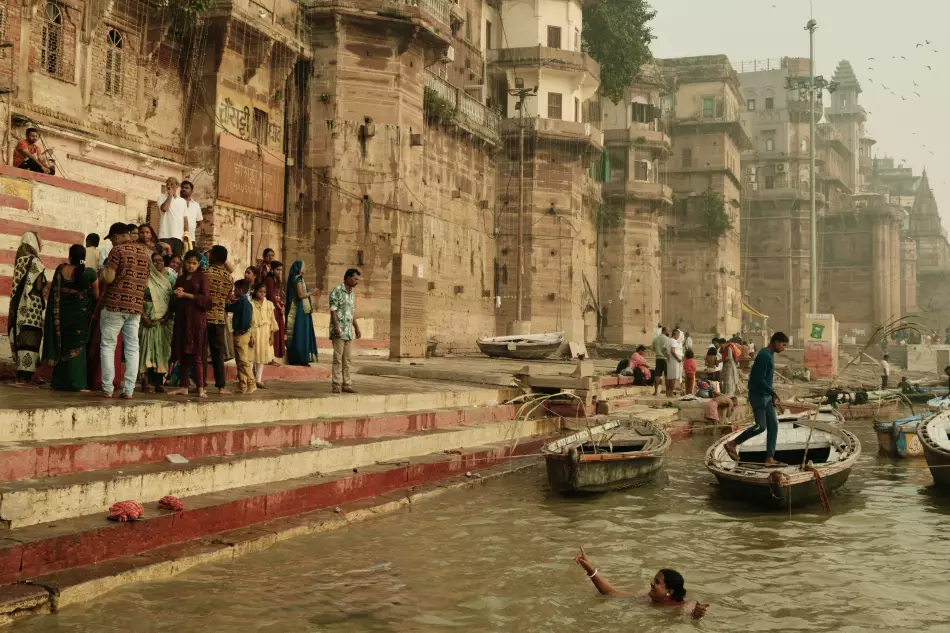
left=724, top=332, right=789, bottom=466
left=329, top=268, right=361, bottom=394
left=100, top=222, right=151, bottom=399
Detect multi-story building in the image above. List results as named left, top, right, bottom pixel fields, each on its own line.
left=487, top=0, right=603, bottom=339
left=598, top=61, right=671, bottom=344
left=0, top=0, right=308, bottom=354
left=657, top=55, right=748, bottom=337
left=737, top=57, right=818, bottom=340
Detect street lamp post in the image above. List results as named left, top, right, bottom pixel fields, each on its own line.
left=786, top=19, right=837, bottom=316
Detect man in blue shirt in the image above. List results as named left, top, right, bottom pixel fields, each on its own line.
left=724, top=332, right=789, bottom=466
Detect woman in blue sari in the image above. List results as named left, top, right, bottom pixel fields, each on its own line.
left=285, top=260, right=318, bottom=366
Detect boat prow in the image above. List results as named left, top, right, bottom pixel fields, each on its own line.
left=543, top=419, right=671, bottom=493
left=705, top=418, right=861, bottom=510
left=919, top=412, right=950, bottom=489
left=874, top=413, right=929, bottom=458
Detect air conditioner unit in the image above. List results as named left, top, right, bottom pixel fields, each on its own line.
left=775, top=163, right=789, bottom=173
left=745, top=166, right=756, bottom=176
left=746, top=174, right=756, bottom=183
left=748, top=182, right=759, bottom=191
left=441, top=46, right=455, bottom=63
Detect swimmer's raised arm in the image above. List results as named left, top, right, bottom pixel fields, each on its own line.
left=574, top=548, right=633, bottom=597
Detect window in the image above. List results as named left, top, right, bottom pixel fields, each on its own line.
left=701, top=97, right=714, bottom=118
left=105, top=29, right=124, bottom=96
left=682, top=148, right=692, bottom=168
left=765, top=97, right=774, bottom=110
left=765, top=136, right=774, bottom=152
left=747, top=98, right=756, bottom=111
left=634, top=161, right=649, bottom=181
left=574, top=28, right=579, bottom=51
left=574, top=97, right=580, bottom=122
left=547, top=25, right=562, bottom=49
left=485, top=20, right=492, bottom=49
left=765, top=176, right=775, bottom=190
left=631, top=102, right=653, bottom=123
left=41, top=2, right=64, bottom=77
left=547, top=92, right=562, bottom=119
left=253, top=108, right=268, bottom=145
left=465, top=10, right=471, bottom=41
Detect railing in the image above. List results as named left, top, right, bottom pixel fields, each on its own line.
left=410, top=0, right=449, bottom=24
left=305, top=0, right=449, bottom=25
left=424, top=71, right=499, bottom=141
left=733, top=58, right=786, bottom=74
left=488, top=47, right=600, bottom=81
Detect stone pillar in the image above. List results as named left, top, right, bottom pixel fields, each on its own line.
left=871, top=216, right=887, bottom=327
left=901, top=239, right=918, bottom=316
left=890, top=218, right=902, bottom=319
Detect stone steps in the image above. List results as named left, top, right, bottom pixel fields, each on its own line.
left=0, top=438, right=546, bottom=587
left=0, top=418, right=554, bottom=528
left=0, top=380, right=519, bottom=442
left=0, top=404, right=519, bottom=483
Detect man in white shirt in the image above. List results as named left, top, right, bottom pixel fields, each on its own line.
left=158, top=177, right=202, bottom=256
left=881, top=354, right=890, bottom=390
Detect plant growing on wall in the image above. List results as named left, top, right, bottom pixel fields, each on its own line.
left=590, top=200, right=623, bottom=230
left=701, top=190, right=733, bottom=238
left=582, top=0, right=656, bottom=104
left=424, top=87, right=457, bottom=125
left=159, top=0, right=216, bottom=37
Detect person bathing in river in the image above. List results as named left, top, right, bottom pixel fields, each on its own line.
left=575, top=548, right=708, bottom=619
left=724, top=332, right=789, bottom=466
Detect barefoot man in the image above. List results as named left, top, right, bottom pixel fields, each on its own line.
left=724, top=332, right=789, bottom=466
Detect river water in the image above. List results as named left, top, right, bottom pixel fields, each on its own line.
left=13, top=423, right=950, bottom=633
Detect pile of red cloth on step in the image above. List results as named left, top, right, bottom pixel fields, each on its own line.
left=108, top=500, right=144, bottom=522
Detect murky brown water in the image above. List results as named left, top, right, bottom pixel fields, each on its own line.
left=13, top=423, right=950, bottom=633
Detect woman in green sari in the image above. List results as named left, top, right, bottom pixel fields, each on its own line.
left=138, top=252, right=176, bottom=392
left=42, top=244, right=99, bottom=391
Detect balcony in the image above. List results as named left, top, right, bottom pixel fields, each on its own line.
left=500, top=116, right=603, bottom=150
left=213, top=0, right=308, bottom=48
left=487, top=46, right=599, bottom=82
left=859, top=155, right=872, bottom=174
left=746, top=180, right=825, bottom=205
left=602, top=179, right=672, bottom=203
left=603, top=127, right=671, bottom=152
left=670, top=117, right=752, bottom=151
left=304, top=0, right=450, bottom=42
left=424, top=72, right=499, bottom=143
left=787, top=99, right=824, bottom=122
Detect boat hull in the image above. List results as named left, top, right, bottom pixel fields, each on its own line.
left=545, top=454, right=665, bottom=493
left=834, top=400, right=899, bottom=420
left=873, top=419, right=925, bottom=458
left=476, top=341, right=561, bottom=360
left=919, top=416, right=950, bottom=489
left=711, top=467, right=853, bottom=509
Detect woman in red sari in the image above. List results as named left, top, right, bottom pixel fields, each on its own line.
left=264, top=260, right=286, bottom=362
left=168, top=250, right=211, bottom=397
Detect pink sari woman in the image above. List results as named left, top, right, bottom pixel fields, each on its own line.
left=629, top=345, right=652, bottom=385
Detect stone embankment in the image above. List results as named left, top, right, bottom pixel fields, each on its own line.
left=0, top=360, right=728, bottom=624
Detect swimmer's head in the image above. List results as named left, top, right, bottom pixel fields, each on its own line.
left=650, top=569, right=686, bottom=603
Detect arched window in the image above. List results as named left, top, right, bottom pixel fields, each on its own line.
left=105, top=28, right=124, bottom=95
left=41, top=2, right=64, bottom=77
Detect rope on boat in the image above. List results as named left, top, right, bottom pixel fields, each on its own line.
left=806, top=464, right=832, bottom=514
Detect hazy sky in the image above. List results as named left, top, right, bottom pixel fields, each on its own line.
left=650, top=0, right=950, bottom=226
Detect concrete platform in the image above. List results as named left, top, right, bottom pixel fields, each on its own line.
left=0, top=417, right=555, bottom=528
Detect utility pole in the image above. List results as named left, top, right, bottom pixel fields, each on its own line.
left=807, top=18, right=818, bottom=314
left=507, top=80, right=537, bottom=329
left=788, top=20, right=835, bottom=315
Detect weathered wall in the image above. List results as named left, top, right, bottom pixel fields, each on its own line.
left=286, top=16, right=496, bottom=350
left=494, top=138, right=600, bottom=342
left=901, top=238, right=918, bottom=317
left=600, top=203, right=662, bottom=345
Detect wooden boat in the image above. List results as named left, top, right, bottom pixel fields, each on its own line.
left=476, top=332, right=564, bottom=360
left=811, top=397, right=900, bottom=421
left=874, top=413, right=929, bottom=458
left=705, top=418, right=861, bottom=509
left=543, top=420, right=670, bottom=493
left=779, top=407, right=843, bottom=425
left=919, top=412, right=950, bottom=489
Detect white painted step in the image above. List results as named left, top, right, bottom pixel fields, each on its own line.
left=0, top=418, right=555, bottom=529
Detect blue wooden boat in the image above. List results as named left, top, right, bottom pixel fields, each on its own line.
left=874, top=413, right=929, bottom=458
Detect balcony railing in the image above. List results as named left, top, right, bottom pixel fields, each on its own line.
left=501, top=116, right=604, bottom=149
left=603, top=180, right=672, bottom=202
left=487, top=46, right=600, bottom=81
left=424, top=71, right=499, bottom=142
left=603, top=127, right=670, bottom=150
left=733, top=58, right=786, bottom=74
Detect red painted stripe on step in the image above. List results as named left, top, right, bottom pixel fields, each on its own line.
left=1, top=439, right=544, bottom=583
left=0, top=218, right=86, bottom=248
left=0, top=405, right=520, bottom=483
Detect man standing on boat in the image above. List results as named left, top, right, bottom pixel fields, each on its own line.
left=724, top=332, right=789, bottom=466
